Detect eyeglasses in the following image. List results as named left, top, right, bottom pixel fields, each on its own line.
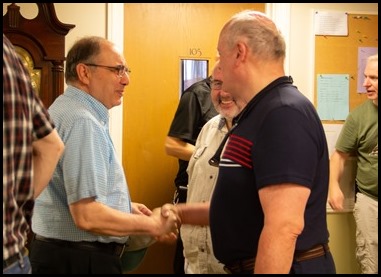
left=84, top=63, right=131, bottom=78
left=210, top=79, right=223, bottom=90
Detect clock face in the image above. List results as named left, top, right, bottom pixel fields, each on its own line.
left=15, top=46, right=41, bottom=95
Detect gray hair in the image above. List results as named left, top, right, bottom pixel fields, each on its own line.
left=367, top=54, right=378, bottom=63
left=220, top=10, right=285, bottom=62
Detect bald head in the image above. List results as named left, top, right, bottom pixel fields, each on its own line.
left=219, top=10, right=285, bottom=62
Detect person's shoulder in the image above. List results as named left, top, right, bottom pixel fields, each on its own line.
left=193, top=76, right=211, bottom=86
left=48, top=90, right=89, bottom=120
left=202, top=114, right=224, bottom=129
left=351, top=99, right=374, bottom=114
left=184, top=77, right=211, bottom=94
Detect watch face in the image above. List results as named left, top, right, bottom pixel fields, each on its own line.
left=15, top=46, right=41, bottom=95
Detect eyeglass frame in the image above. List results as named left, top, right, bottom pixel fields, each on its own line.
left=210, top=78, right=223, bottom=90
left=84, top=63, right=131, bottom=78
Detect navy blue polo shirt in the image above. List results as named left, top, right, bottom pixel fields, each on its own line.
left=210, top=76, right=330, bottom=265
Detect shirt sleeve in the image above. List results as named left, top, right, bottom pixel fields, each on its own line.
left=335, top=113, right=358, bottom=154
left=167, top=91, right=201, bottom=143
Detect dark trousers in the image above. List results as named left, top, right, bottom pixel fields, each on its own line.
left=290, top=251, right=336, bottom=274
left=173, top=186, right=187, bottom=274
left=173, top=235, right=185, bottom=274
left=29, top=238, right=122, bottom=274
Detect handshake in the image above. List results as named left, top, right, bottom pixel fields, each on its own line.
left=148, top=202, right=209, bottom=243
left=150, top=203, right=182, bottom=243
left=131, top=201, right=209, bottom=243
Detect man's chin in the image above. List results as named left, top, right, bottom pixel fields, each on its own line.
left=366, top=92, right=377, bottom=100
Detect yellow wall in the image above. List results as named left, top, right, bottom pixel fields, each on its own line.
left=122, top=3, right=265, bottom=273
left=328, top=213, right=361, bottom=273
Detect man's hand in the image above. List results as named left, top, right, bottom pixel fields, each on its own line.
left=328, top=183, right=345, bottom=211
left=131, top=202, right=152, bottom=216
left=150, top=205, right=179, bottom=242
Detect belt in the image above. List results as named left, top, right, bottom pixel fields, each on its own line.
left=294, top=243, right=330, bottom=262
left=3, top=247, right=27, bottom=269
left=223, top=243, right=330, bottom=274
left=34, top=235, right=126, bottom=257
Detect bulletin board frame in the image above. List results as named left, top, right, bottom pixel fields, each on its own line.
left=314, top=12, right=378, bottom=124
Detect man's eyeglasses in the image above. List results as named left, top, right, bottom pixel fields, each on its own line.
left=210, top=79, right=223, bottom=90
left=84, top=63, right=131, bottom=78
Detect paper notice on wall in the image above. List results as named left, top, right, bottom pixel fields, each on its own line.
left=314, top=11, right=348, bottom=36
left=317, top=74, right=349, bottom=120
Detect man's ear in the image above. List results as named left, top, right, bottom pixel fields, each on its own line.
left=236, top=41, right=248, bottom=63
left=76, top=63, right=91, bottom=85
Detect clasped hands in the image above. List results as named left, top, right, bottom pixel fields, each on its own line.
left=131, top=202, right=182, bottom=243
left=151, top=203, right=182, bottom=243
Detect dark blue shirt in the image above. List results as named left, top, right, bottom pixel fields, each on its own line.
left=210, top=76, right=330, bottom=264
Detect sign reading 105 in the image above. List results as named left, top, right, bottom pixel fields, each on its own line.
left=189, top=48, right=202, bottom=57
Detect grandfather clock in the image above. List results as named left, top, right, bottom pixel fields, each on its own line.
left=3, top=3, right=75, bottom=108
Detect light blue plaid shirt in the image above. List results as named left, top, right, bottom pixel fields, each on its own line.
left=32, top=86, right=131, bottom=244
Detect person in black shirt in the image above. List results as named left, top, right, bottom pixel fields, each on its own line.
left=165, top=76, right=217, bottom=274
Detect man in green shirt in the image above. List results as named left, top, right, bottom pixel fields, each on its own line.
left=329, top=54, right=378, bottom=274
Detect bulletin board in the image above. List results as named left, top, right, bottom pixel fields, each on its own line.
left=314, top=13, right=378, bottom=124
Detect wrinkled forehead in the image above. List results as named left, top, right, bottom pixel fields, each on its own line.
left=365, top=60, right=378, bottom=75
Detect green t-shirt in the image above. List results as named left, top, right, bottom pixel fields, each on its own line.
left=335, top=100, right=378, bottom=200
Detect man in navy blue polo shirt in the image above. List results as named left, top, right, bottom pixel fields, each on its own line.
left=170, top=10, right=336, bottom=274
